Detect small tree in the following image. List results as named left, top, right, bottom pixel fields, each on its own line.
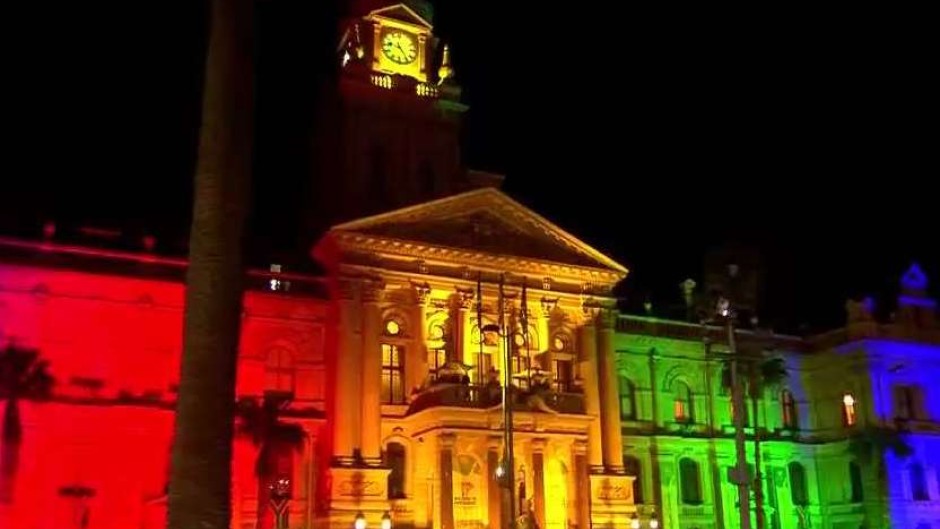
left=235, top=394, right=306, bottom=529
left=0, top=343, right=54, bottom=503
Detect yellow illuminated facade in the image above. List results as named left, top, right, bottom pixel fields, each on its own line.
left=313, top=188, right=637, bottom=529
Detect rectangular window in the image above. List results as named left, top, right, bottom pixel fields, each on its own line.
left=477, top=352, right=492, bottom=384
left=553, top=359, right=572, bottom=393
left=427, top=347, right=446, bottom=382
left=382, top=344, right=405, bottom=404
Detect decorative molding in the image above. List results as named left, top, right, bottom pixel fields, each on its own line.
left=411, top=281, right=431, bottom=306
left=455, top=286, right=475, bottom=309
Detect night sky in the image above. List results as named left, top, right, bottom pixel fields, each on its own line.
left=3, top=2, right=936, bottom=333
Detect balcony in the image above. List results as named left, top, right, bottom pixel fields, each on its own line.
left=406, top=382, right=585, bottom=415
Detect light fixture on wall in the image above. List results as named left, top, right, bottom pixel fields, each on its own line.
left=630, top=513, right=641, bottom=529
left=354, top=512, right=367, bottom=529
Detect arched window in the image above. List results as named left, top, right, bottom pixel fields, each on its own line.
left=911, top=462, right=929, bottom=501
left=679, top=458, right=702, bottom=504
left=849, top=461, right=864, bottom=502
left=782, top=390, right=798, bottom=429
left=620, top=377, right=637, bottom=420
left=674, top=382, right=694, bottom=422
left=264, top=348, right=295, bottom=394
left=788, top=462, right=808, bottom=506
left=386, top=442, right=407, bottom=499
left=624, top=456, right=643, bottom=504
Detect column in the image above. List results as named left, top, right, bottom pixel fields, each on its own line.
left=577, top=310, right=604, bottom=471
left=455, top=289, right=473, bottom=367
left=332, top=280, right=361, bottom=463
left=487, top=437, right=502, bottom=529
left=360, top=280, right=383, bottom=465
left=538, top=300, right=554, bottom=377
left=531, top=439, right=547, bottom=529
left=409, top=283, right=431, bottom=395
left=439, top=433, right=455, bottom=529
left=573, top=441, right=590, bottom=529
left=597, top=308, right=624, bottom=472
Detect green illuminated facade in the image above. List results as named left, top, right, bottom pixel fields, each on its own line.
left=614, top=266, right=940, bottom=529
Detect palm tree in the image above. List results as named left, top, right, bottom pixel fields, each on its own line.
left=722, top=354, right=787, bottom=529
left=165, top=0, right=255, bottom=527
left=235, top=394, right=306, bottom=529
left=0, top=343, right=54, bottom=503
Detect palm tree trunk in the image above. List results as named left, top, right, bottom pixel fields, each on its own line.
left=166, top=0, right=255, bottom=527
left=0, top=398, right=22, bottom=504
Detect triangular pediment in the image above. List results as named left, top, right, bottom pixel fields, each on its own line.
left=326, top=188, right=628, bottom=278
left=368, top=4, right=432, bottom=29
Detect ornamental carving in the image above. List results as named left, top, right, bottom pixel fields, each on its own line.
left=338, top=478, right=382, bottom=497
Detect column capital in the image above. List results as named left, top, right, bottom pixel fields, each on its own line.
left=411, top=281, right=431, bottom=306
left=597, top=307, right=617, bottom=330
left=454, top=286, right=475, bottom=310
left=531, top=438, right=548, bottom=453
left=540, top=297, right=559, bottom=318
left=572, top=440, right=588, bottom=455
left=438, top=432, right=456, bottom=449
left=487, top=436, right=503, bottom=450
left=361, top=278, right=385, bottom=303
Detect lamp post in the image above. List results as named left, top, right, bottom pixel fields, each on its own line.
left=482, top=273, right=517, bottom=528
left=718, top=292, right=752, bottom=529
left=649, top=512, right=660, bottom=529
left=381, top=511, right=392, bottom=529
left=269, top=476, right=291, bottom=529
left=630, top=513, right=641, bottom=529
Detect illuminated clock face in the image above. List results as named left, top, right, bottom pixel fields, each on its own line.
left=381, top=31, right=418, bottom=64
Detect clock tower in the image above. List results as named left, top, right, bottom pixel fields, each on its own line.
left=308, top=0, right=472, bottom=238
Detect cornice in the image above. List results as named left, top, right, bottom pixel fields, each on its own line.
left=333, top=232, right=625, bottom=286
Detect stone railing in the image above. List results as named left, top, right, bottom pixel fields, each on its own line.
left=406, top=383, right=585, bottom=415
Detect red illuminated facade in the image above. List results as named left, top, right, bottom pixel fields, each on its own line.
left=0, top=238, right=328, bottom=528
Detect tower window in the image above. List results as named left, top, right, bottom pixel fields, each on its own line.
left=842, top=393, right=857, bottom=426
left=553, top=359, right=573, bottom=393
left=381, top=344, right=405, bottom=404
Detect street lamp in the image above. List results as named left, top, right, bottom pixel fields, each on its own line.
left=649, top=512, right=660, bottom=529
left=381, top=512, right=392, bottom=529
left=354, top=512, right=367, bottom=529
left=269, top=476, right=292, bottom=529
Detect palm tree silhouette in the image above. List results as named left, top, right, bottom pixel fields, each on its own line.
left=721, top=354, right=787, bottom=529
left=235, top=394, right=306, bottom=529
left=0, top=343, right=54, bottom=503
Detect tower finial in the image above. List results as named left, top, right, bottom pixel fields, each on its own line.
left=437, top=44, right=453, bottom=85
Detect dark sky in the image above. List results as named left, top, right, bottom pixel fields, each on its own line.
left=3, top=2, right=937, bottom=333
